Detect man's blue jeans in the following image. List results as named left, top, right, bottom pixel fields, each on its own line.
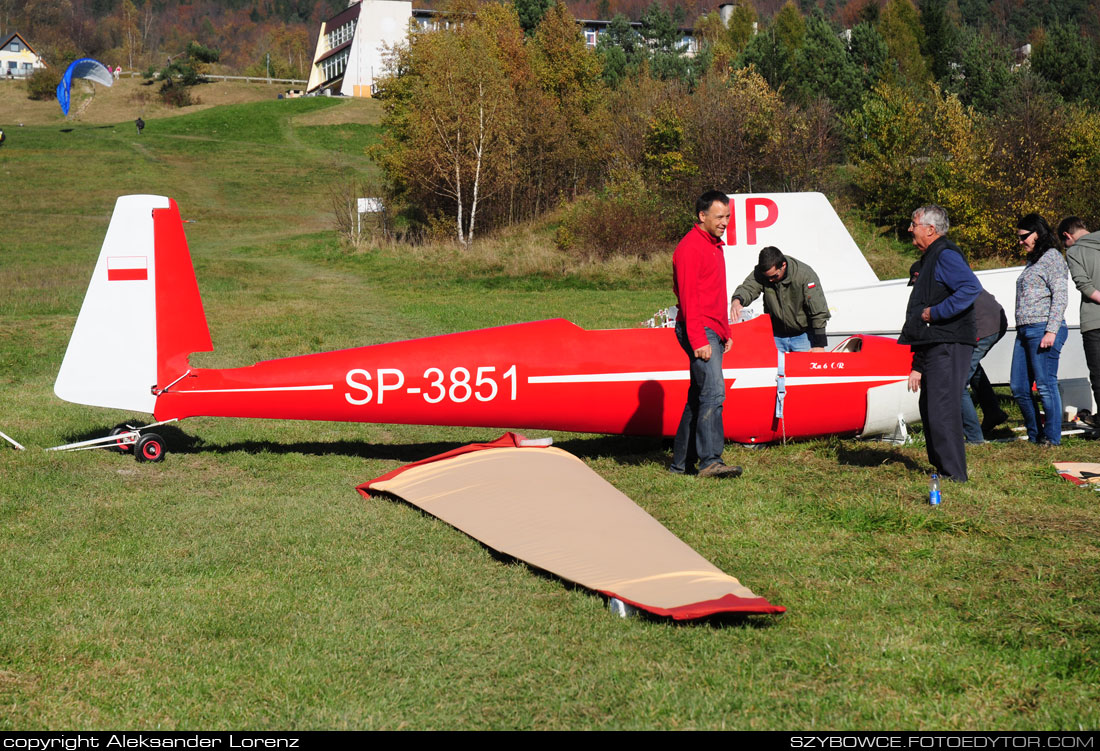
left=961, top=330, right=1003, bottom=443
left=774, top=333, right=811, bottom=353
left=671, top=324, right=726, bottom=473
left=1010, top=322, right=1068, bottom=444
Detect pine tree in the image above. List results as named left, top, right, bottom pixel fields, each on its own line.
left=772, top=0, right=807, bottom=53
left=737, top=27, right=793, bottom=91
left=596, top=13, right=645, bottom=88
left=640, top=1, right=689, bottom=81
left=848, top=21, right=889, bottom=92
left=791, top=15, right=861, bottom=112
left=948, top=27, right=1012, bottom=114
left=878, top=0, right=931, bottom=87
left=514, top=0, right=553, bottom=35
left=1031, top=22, right=1099, bottom=106
left=918, top=0, right=957, bottom=82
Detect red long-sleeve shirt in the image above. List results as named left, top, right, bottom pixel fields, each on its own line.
left=673, top=224, right=731, bottom=351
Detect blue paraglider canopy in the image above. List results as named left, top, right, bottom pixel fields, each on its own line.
left=56, top=58, right=114, bottom=116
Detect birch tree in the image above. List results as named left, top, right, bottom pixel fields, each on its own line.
left=377, top=8, right=520, bottom=247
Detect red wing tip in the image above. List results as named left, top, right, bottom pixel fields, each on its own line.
left=1057, top=472, right=1088, bottom=485
left=604, top=592, right=786, bottom=620
left=359, top=432, right=533, bottom=488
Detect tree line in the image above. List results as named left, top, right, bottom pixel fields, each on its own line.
left=1, top=0, right=334, bottom=82
left=374, top=0, right=1100, bottom=259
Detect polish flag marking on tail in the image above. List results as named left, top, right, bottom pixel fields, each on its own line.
left=107, top=256, right=148, bottom=281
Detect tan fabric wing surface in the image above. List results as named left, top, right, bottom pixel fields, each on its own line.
left=370, top=446, right=765, bottom=611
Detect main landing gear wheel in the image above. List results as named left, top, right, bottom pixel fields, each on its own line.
left=134, top=432, right=166, bottom=463
left=109, top=425, right=134, bottom=454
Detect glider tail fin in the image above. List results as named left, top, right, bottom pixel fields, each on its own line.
left=724, top=192, right=880, bottom=294
left=54, top=195, right=213, bottom=413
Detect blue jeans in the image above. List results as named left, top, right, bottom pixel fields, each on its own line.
left=1010, top=322, right=1068, bottom=444
left=961, top=331, right=1003, bottom=443
left=774, top=333, right=810, bottom=353
left=671, top=324, right=726, bottom=473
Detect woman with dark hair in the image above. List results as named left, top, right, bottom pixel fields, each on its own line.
left=1011, top=213, right=1069, bottom=445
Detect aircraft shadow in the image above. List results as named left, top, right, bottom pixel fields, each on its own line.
left=834, top=443, right=924, bottom=471
left=63, top=424, right=671, bottom=467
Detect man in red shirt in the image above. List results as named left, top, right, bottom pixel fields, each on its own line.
left=670, top=191, right=742, bottom=478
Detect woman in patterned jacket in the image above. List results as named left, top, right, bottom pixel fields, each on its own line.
left=1011, top=213, right=1069, bottom=445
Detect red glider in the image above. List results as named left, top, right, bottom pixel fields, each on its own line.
left=52, top=195, right=918, bottom=461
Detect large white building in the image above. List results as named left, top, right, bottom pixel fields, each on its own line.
left=306, top=0, right=416, bottom=96
left=306, top=0, right=698, bottom=97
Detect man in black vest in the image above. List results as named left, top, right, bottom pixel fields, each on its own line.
left=899, top=205, right=981, bottom=482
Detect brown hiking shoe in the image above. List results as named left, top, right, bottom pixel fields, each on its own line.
left=697, top=462, right=743, bottom=479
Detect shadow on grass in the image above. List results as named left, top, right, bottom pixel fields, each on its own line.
left=554, top=434, right=668, bottom=466
left=59, top=126, right=116, bottom=133
left=835, top=443, right=924, bottom=471
left=485, top=548, right=781, bottom=630
left=62, top=423, right=672, bottom=466
left=61, top=423, right=474, bottom=463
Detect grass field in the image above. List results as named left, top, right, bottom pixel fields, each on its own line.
left=1, top=93, right=1098, bottom=730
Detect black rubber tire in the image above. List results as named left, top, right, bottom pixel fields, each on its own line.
left=134, top=432, right=166, bottom=463
left=109, top=426, right=134, bottom=454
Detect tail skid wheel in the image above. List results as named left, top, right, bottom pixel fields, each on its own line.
left=109, top=425, right=135, bottom=453
left=134, top=432, right=166, bottom=463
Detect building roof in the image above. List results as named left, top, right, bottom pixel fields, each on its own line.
left=322, top=2, right=362, bottom=30
left=315, top=38, right=354, bottom=66
left=1, top=32, right=39, bottom=57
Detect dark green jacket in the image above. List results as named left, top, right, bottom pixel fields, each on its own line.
left=732, top=256, right=831, bottom=345
left=1067, top=230, right=1100, bottom=334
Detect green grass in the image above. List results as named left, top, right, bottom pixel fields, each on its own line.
left=0, top=96, right=1098, bottom=730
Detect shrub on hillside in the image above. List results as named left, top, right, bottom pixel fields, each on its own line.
left=559, top=170, right=679, bottom=259
left=26, top=67, right=62, bottom=101
left=158, top=80, right=196, bottom=107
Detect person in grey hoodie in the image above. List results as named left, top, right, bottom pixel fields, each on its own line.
left=1061, top=216, right=1100, bottom=426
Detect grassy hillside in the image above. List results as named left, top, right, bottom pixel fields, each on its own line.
left=0, top=97, right=1097, bottom=730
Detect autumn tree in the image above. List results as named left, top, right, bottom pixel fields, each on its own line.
left=983, top=73, right=1065, bottom=235
left=529, top=2, right=608, bottom=201
left=375, top=5, right=522, bottom=246
left=642, top=102, right=698, bottom=193
left=726, top=0, right=757, bottom=54
left=843, top=81, right=938, bottom=231
left=1058, top=105, right=1100, bottom=224
left=683, top=68, right=784, bottom=194
left=118, top=0, right=141, bottom=69
left=694, top=11, right=735, bottom=72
